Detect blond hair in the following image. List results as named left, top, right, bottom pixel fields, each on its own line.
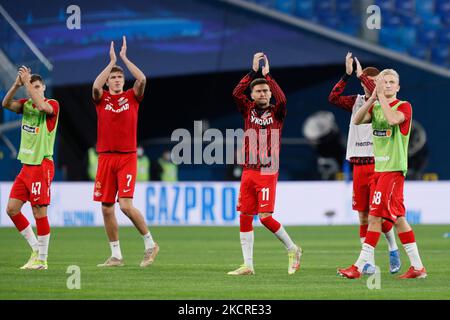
left=379, top=69, right=400, bottom=83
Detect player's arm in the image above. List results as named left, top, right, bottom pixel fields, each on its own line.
left=328, top=52, right=357, bottom=112
left=328, top=76, right=357, bottom=112
left=119, top=36, right=146, bottom=98
left=19, top=66, right=54, bottom=115
left=262, top=55, right=287, bottom=118
left=233, top=53, right=263, bottom=113
left=378, top=96, right=405, bottom=125
left=93, top=41, right=117, bottom=102
left=353, top=89, right=376, bottom=124
left=1, top=75, right=24, bottom=113
left=377, top=83, right=405, bottom=126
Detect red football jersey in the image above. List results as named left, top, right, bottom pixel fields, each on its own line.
left=232, top=72, right=287, bottom=172
left=95, top=89, right=142, bottom=153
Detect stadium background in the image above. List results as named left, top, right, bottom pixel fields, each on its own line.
left=1, top=0, right=450, bottom=301
left=1, top=0, right=449, bottom=227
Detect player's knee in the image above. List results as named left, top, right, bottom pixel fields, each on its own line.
left=31, top=205, right=46, bottom=219
left=394, top=217, right=409, bottom=229
left=368, top=215, right=382, bottom=225
left=258, top=212, right=272, bottom=219
left=6, top=205, right=19, bottom=217
left=359, top=212, right=369, bottom=225
left=119, top=204, right=133, bottom=216
left=101, top=205, right=114, bottom=216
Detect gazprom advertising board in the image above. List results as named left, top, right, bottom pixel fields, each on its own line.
left=0, top=182, right=449, bottom=226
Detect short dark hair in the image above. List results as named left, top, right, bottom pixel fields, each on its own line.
left=30, top=74, right=44, bottom=85
left=110, top=65, right=124, bottom=75
left=250, top=78, right=269, bottom=90
left=362, top=67, right=380, bottom=77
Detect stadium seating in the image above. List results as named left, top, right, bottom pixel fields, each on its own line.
left=245, top=0, right=450, bottom=68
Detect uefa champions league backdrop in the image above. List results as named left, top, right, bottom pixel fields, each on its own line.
left=1, top=181, right=449, bottom=227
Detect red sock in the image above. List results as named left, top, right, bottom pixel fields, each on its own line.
left=359, top=224, right=368, bottom=238
left=240, top=214, right=254, bottom=232
left=10, top=212, right=30, bottom=232
left=364, top=231, right=381, bottom=248
left=382, top=220, right=394, bottom=233
left=260, top=216, right=281, bottom=233
left=398, top=230, right=415, bottom=244
left=36, top=216, right=50, bottom=236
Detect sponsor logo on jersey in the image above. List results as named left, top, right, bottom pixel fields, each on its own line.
left=373, top=129, right=392, bottom=137
left=105, top=102, right=130, bottom=113
left=20, top=148, right=34, bottom=154
left=375, top=156, right=390, bottom=162
left=250, top=111, right=273, bottom=126
left=22, top=124, right=39, bottom=134
left=355, top=141, right=373, bottom=147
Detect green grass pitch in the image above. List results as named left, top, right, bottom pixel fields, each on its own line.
left=0, top=225, right=449, bottom=299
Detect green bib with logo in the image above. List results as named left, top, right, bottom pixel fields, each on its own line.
left=18, top=99, right=59, bottom=165
left=371, top=100, right=411, bottom=176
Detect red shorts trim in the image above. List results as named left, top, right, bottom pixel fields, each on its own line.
left=10, top=159, right=54, bottom=206
left=93, top=153, right=137, bottom=203
left=236, top=169, right=278, bottom=215
left=369, top=172, right=405, bottom=223
left=352, top=163, right=375, bottom=212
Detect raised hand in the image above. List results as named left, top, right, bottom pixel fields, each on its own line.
left=18, top=66, right=31, bottom=84
left=110, top=41, right=117, bottom=64
left=252, top=52, right=265, bottom=72
left=354, top=57, right=363, bottom=78
left=120, top=36, right=127, bottom=60
left=345, top=52, right=353, bottom=75
left=375, top=76, right=385, bottom=97
left=14, top=74, right=23, bottom=87
left=262, top=54, right=270, bottom=76
left=369, top=85, right=378, bottom=101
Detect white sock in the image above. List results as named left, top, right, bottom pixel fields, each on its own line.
left=143, top=232, right=155, bottom=250
left=403, top=242, right=424, bottom=269
left=384, top=228, right=399, bottom=251
left=20, top=225, right=39, bottom=252
left=274, top=226, right=296, bottom=251
left=355, top=243, right=375, bottom=271
left=360, top=237, right=365, bottom=244
left=38, top=234, right=50, bottom=261
left=240, top=231, right=254, bottom=269
left=110, top=240, right=123, bottom=259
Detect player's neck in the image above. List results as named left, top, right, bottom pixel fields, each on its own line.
left=28, top=95, right=46, bottom=101
left=109, top=89, right=124, bottom=95
left=256, top=104, right=270, bottom=109
left=385, top=95, right=398, bottom=104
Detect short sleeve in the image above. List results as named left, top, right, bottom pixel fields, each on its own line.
left=93, top=90, right=107, bottom=106
left=47, top=99, right=59, bottom=117
left=128, top=88, right=143, bottom=103
left=397, top=102, right=412, bottom=135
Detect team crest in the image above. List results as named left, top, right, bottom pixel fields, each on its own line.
left=118, top=97, right=129, bottom=106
